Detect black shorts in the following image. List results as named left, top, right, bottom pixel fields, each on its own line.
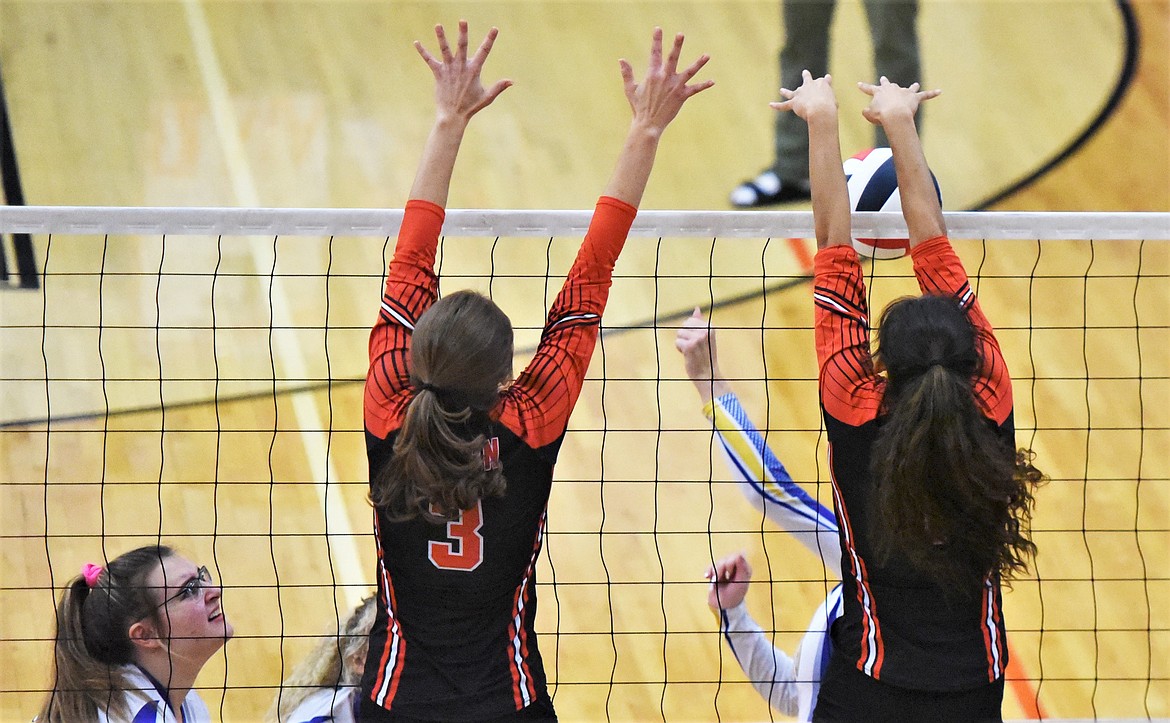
left=813, top=652, right=1004, bottom=722
left=358, top=695, right=556, bottom=723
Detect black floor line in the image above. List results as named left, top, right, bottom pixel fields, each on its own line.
left=0, top=0, right=1141, bottom=430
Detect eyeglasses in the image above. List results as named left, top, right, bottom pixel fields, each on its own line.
left=155, top=566, right=213, bottom=609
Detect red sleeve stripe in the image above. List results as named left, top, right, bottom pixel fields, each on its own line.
left=956, top=282, right=974, bottom=309
left=507, top=511, right=547, bottom=709
left=548, top=311, right=600, bottom=329
left=371, top=515, right=407, bottom=708
left=814, top=280, right=869, bottom=315
left=981, top=575, right=1006, bottom=682
left=827, top=443, right=885, bottom=679
left=379, top=299, right=417, bottom=331
left=814, top=292, right=869, bottom=326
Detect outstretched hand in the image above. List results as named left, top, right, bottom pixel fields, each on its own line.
left=706, top=552, right=753, bottom=611
left=858, top=76, right=940, bottom=126
left=675, top=306, right=719, bottom=388
left=415, top=20, right=512, bottom=124
left=620, top=28, right=714, bottom=135
left=771, top=69, right=838, bottom=120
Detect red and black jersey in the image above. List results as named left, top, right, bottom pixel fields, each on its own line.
left=360, top=197, right=637, bottom=720
left=813, top=237, right=1015, bottom=692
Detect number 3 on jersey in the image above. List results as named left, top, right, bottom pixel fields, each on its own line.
left=428, top=500, right=484, bottom=571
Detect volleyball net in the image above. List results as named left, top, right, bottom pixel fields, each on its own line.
left=1, top=207, right=1167, bottom=721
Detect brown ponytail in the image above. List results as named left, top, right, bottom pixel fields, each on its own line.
left=869, top=295, right=1043, bottom=591
left=370, top=290, right=514, bottom=523
left=38, top=546, right=173, bottom=723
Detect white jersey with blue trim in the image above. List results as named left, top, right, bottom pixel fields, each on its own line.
left=95, top=665, right=210, bottom=723
left=720, top=585, right=844, bottom=721
left=703, top=392, right=839, bottom=569
left=285, top=686, right=358, bottom=723
left=704, top=391, right=844, bottom=719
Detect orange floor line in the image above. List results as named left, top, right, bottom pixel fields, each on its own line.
left=786, top=237, right=815, bottom=273
left=1006, top=639, right=1047, bottom=719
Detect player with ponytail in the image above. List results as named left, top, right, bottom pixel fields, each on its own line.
left=360, top=20, right=712, bottom=722
left=370, top=290, right=513, bottom=525
left=870, top=294, right=1042, bottom=591
left=774, top=71, right=1044, bottom=720
left=37, top=545, right=231, bottom=723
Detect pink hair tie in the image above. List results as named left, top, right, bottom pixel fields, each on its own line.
left=81, top=563, right=103, bottom=589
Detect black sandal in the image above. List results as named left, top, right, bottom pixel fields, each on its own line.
left=729, top=173, right=811, bottom=207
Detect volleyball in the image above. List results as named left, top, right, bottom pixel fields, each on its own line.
left=844, top=147, right=942, bottom=260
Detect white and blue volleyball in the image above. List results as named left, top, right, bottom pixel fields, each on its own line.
left=844, top=147, right=942, bottom=260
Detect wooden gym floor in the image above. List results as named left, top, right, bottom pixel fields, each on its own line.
left=1, top=1, right=1168, bottom=720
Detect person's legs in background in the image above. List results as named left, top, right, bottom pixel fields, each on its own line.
left=863, top=0, right=921, bottom=147
left=731, top=0, right=834, bottom=207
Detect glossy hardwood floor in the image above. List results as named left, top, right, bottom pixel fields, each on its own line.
left=1, top=1, right=1167, bottom=720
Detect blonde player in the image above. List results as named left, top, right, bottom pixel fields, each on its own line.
left=269, top=595, right=376, bottom=723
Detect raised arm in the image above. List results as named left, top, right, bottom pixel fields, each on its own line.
left=858, top=77, right=942, bottom=247
left=771, top=71, right=850, bottom=251
left=772, top=74, right=881, bottom=423
left=365, top=21, right=510, bottom=438
left=675, top=307, right=732, bottom=405
left=503, top=29, right=711, bottom=447
left=603, top=28, right=714, bottom=206
left=409, top=21, right=512, bottom=206
left=858, top=79, right=1011, bottom=421
left=676, top=308, right=839, bottom=567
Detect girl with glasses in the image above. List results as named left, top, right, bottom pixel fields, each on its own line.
left=36, top=545, right=232, bottom=723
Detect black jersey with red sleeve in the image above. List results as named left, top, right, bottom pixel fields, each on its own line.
left=360, top=196, right=637, bottom=720
left=813, top=236, right=1015, bottom=692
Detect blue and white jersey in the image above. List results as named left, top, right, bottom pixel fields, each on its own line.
left=96, top=665, right=209, bottom=723
left=704, top=392, right=839, bottom=569
left=286, top=686, right=358, bottom=723
left=720, top=585, right=844, bottom=721
left=704, top=391, right=844, bottom=719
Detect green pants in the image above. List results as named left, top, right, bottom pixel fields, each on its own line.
left=773, top=0, right=921, bottom=183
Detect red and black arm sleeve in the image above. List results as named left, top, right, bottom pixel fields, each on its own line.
left=814, top=245, right=883, bottom=426
left=910, top=236, right=1013, bottom=425
left=501, top=196, right=637, bottom=448
left=364, top=200, right=444, bottom=439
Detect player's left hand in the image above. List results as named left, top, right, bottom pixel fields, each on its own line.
left=675, top=307, right=719, bottom=387
left=771, top=69, right=838, bottom=120
left=621, top=28, right=714, bottom=134
left=858, top=76, right=940, bottom=125
left=706, top=552, right=752, bottom=611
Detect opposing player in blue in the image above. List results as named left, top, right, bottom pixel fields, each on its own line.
left=37, top=545, right=232, bottom=723
left=676, top=307, right=840, bottom=721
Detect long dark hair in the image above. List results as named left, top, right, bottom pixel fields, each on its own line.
left=370, top=290, right=514, bottom=524
left=38, top=545, right=174, bottom=723
left=869, top=294, right=1043, bottom=591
